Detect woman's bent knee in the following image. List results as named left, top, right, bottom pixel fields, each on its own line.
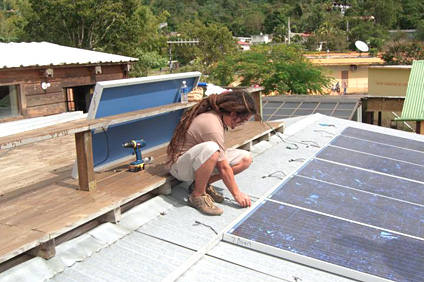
left=209, top=151, right=220, bottom=162
left=242, top=154, right=253, bottom=168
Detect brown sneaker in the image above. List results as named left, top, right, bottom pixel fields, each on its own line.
left=188, top=182, right=225, bottom=203
left=188, top=194, right=223, bottom=216
left=206, top=185, right=224, bottom=203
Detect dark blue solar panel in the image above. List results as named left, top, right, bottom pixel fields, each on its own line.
left=342, top=127, right=424, bottom=153
left=269, top=176, right=424, bottom=238
left=331, top=135, right=424, bottom=166
left=229, top=201, right=424, bottom=282
left=298, top=159, right=424, bottom=206
left=317, top=146, right=424, bottom=183
left=227, top=126, right=424, bottom=281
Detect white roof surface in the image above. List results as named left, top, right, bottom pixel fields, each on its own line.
left=0, top=42, right=138, bottom=69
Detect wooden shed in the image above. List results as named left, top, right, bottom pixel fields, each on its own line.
left=0, top=42, right=138, bottom=122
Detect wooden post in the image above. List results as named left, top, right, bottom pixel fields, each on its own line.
left=258, top=132, right=271, bottom=142
left=156, top=182, right=172, bottom=195
left=28, top=239, right=56, bottom=259
left=100, top=207, right=122, bottom=224
left=251, top=90, right=263, bottom=121
left=417, top=121, right=424, bottom=135
left=75, top=130, right=97, bottom=191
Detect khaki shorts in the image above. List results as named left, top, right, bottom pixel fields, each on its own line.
left=169, top=141, right=251, bottom=182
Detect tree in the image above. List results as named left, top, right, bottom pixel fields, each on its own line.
left=417, top=20, right=424, bottom=41
left=358, top=0, right=400, bottom=28
left=209, top=44, right=332, bottom=94
left=23, top=0, right=167, bottom=55
left=174, top=21, right=237, bottom=71
left=24, top=0, right=130, bottom=50
left=21, top=0, right=169, bottom=77
left=348, top=20, right=389, bottom=50
left=398, top=0, right=424, bottom=29
left=0, top=0, right=30, bottom=42
left=381, top=40, right=424, bottom=65
left=229, top=8, right=264, bottom=36
left=132, top=51, right=167, bottom=77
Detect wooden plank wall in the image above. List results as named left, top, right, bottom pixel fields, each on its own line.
left=0, top=64, right=127, bottom=120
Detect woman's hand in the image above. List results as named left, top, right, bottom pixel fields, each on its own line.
left=234, top=191, right=251, bottom=208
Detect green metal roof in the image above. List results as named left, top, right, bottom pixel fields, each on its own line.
left=396, top=60, right=424, bottom=121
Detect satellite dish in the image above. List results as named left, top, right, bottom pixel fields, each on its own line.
left=355, top=40, right=369, bottom=52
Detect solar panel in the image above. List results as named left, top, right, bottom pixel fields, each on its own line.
left=226, top=201, right=424, bottom=282
left=317, top=146, right=424, bottom=182
left=86, top=72, right=201, bottom=168
left=342, top=127, right=424, bottom=152
left=269, top=176, right=424, bottom=238
left=261, top=96, right=360, bottom=121
left=225, top=126, right=424, bottom=282
left=331, top=135, right=424, bottom=166
left=299, top=159, right=424, bottom=206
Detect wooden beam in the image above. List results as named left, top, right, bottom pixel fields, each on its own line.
left=0, top=102, right=195, bottom=150
left=75, top=130, right=96, bottom=191
left=19, top=84, right=27, bottom=117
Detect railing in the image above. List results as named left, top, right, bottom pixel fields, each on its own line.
left=0, top=102, right=196, bottom=191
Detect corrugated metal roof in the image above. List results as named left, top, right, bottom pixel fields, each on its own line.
left=0, top=42, right=138, bottom=69
left=3, top=114, right=424, bottom=281
left=397, top=60, right=424, bottom=121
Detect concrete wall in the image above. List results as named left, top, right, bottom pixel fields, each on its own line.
left=322, top=65, right=369, bottom=94
left=368, top=67, right=411, bottom=96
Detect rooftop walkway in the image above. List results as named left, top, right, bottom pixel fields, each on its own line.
left=0, top=120, right=284, bottom=269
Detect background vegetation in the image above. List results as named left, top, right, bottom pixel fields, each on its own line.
left=1, top=0, right=424, bottom=93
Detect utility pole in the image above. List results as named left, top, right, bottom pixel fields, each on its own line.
left=166, top=39, right=199, bottom=73
left=288, top=17, right=291, bottom=44
left=346, top=20, right=349, bottom=42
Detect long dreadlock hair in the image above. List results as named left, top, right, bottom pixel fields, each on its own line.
left=167, top=89, right=258, bottom=164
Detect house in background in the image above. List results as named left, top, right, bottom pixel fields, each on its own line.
left=251, top=33, right=272, bottom=45
left=365, top=65, right=412, bottom=129
left=368, top=65, right=411, bottom=97
left=307, top=53, right=384, bottom=94
left=236, top=40, right=251, bottom=51
left=0, top=42, right=138, bottom=122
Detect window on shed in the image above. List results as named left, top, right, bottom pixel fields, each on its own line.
left=65, top=85, right=94, bottom=113
left=0, top=85, right=20, bottom=119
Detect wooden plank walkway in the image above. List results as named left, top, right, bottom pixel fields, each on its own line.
left=0, top=121, right=284, bottom=265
